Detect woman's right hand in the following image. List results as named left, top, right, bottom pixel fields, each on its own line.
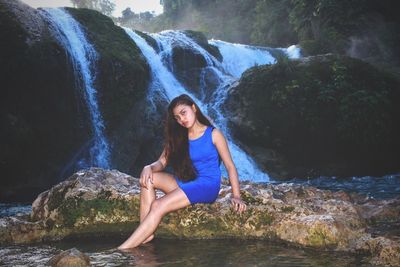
left=140, top=165, right=153, bottom=189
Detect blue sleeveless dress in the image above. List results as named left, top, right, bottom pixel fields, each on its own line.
left=175, top=125, right=221, bottom=205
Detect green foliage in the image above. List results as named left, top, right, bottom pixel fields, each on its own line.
left=273, top=52, right=297, bottom=74
left=251, top=0, right=297, bottom=46
left=116, top=8, right=156, bottom=32
left=116, top=0, right=399, bottom=67
left=299, top=39, right=327, bottom=56
left=234, top=54, right=400, bottom=176
left=70, top=0, right=115, bottom=16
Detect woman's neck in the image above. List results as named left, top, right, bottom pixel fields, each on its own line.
left=188, top=121, right=207, bottom=136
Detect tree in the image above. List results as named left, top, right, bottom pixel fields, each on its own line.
left=70, top=0, right=116, bottom=16
left=139, top=12, right=154, bottom=21
left=121, top=7, right=138, bottom=23
left=251, top=0, right=297, bottom=46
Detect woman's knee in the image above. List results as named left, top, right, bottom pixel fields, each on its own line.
left=149, top=199, right=165, bottom=216
left=140, top=180, right=155, bottom=194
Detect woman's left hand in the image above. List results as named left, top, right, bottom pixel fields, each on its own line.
left=230, top=196, right=247, bottom=213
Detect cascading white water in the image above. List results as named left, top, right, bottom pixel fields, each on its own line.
left=124, top=29, right=188, bottom=102
left=207, top=39, right=301, bottom=127
left=209, top=39, right=301, bottom=78
left=125, top=29, right=301, bottom=182
left=283, top=45, right=301, bottom=59
left=42, top=8, right=111, bottom=168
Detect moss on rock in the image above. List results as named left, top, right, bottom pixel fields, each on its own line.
left=65, top=8, right=150, bottom=135
left=2, top=168, right=400, bottom=266
left=225, top=54, right=400, bottom=178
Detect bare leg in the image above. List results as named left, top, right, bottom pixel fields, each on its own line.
left=118, top=187, right=190, bottom=249
left=140, top=182, right=155, bottom=244
left=138, top=172, right=180, bottom=244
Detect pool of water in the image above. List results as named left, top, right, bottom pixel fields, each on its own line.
left=0, top=238, right=371, bottom=266
left=0, top=203, right=32, bottom=217
left=271, top=173, right=400, bottom=199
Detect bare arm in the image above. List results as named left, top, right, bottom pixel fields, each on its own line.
left=146, top=149, right=167, bottom=172
left=212, top=128, right=246, bottom=213
left=140, top=149, right=167, bottom=188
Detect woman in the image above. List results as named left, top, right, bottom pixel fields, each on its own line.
left=118, top=94, right=247, bottom=250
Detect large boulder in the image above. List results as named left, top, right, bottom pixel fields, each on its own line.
left=48, top=248, right=90, bottom=267
left=1, top=168, right=399, bottom=266
left=64, top=8, right=160, bottom=179
left=0, top=2, right=152, bottom=201
left=0, top=0, right=90, bottom=201
left=65, top=8, right=149, bottom=134
left=167, top=30, right=223, bottom=99
left=224, top=54, right=400, bottom=179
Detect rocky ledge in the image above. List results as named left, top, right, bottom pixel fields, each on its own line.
left=1, top=168, right=399, bottom=266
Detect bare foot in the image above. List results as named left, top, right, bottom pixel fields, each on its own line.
left=117, top=234, right=154, bottom=250
left=117, top=245, right=131, bottom=250
left=142, top=234, right=154, bottom=244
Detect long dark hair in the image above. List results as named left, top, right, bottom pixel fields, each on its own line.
left=164, top=94, right=213, bottom=182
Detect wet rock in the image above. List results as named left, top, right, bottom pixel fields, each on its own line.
left=0, top=0, right=46, bottom=45
left=224, top=54, right=400, bottom=179
left=163, top=31, right=223, bottom=99
left=0, top=215, right=48, bottom=244
left=355, top=236, right=400, bottom=267
left=48, top=248, right=90, bottom=267
left=0, top=3, right=151, bottom=201
left=0, top=0, right=90, bottom=202
left=182, top=30, right=222, bottom=61
left=0, top=168, right=399, bottom=266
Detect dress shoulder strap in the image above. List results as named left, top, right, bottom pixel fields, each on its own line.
left=208, top=125, right=222, bottom=166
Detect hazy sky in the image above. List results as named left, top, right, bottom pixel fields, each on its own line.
left=20, top=0, right=164, bottom=16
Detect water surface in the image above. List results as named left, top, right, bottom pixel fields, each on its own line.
left=0, top=238, right=371, bottom=266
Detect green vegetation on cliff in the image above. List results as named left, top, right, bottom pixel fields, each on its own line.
left=66, top=8, right=150, bottom=134
left=226, top=55, right=400, bottom=177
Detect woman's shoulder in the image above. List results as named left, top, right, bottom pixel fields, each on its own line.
left=210, top=126, right=225, bottom=144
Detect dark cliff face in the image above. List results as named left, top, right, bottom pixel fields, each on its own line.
left=65, top=8, right=150, bottom=135
left=166, top=30, right=223, bottom=100
left=0, top=0, right=91, bottom=201
left=0, top=1, right=151, bottom=201
left=224, top=54, right=400, bottom=179
left=64, top=8, right=153, bottom=178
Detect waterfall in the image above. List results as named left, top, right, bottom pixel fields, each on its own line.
left=41, top=8, right=111, bottom=169
left=209, top=39, right=301, bottom=78
left=125, top=29, right=302, bottom=182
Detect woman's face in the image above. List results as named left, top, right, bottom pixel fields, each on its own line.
left=172, top=104, right=197, bottom=128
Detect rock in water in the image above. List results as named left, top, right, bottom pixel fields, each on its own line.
left=48, top=248, right=90, bottom=267
left=0, top=167, right=399, bottom=266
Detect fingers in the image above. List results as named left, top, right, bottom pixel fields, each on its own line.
left=231, top=199, right=247, bottom=214
left=140, top=175, right=147, bottom=189
left=240, top=202, right=247, bottom=213
left=139, top=168, right=154, bottom=190
left=149, top=172, right=154, bottom=185
left=140, top=173, right=149, bottom=189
